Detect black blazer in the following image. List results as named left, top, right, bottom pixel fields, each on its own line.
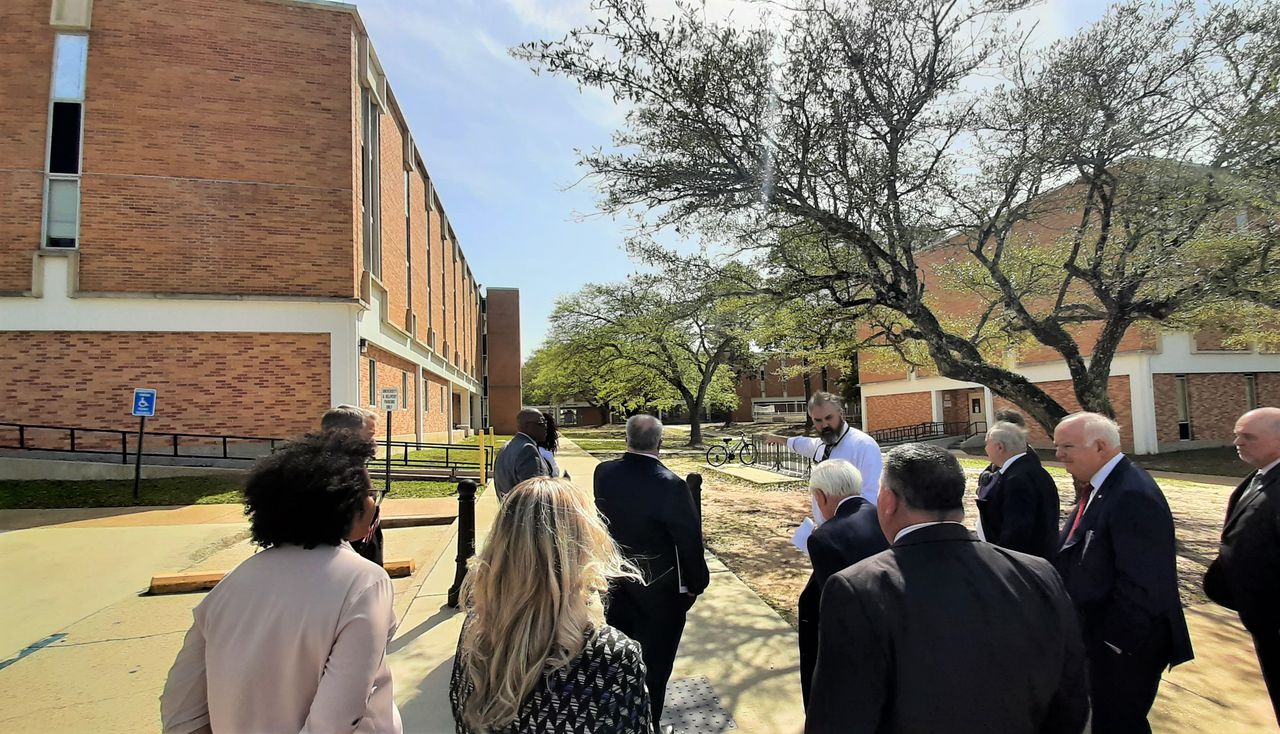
left=797, top=497, right=889, bottom=706
left=1052, top=456, right=1194, bottom=666
left=1205, top=468, right=1280, bottom=628
left=594, top=453, right=710, bottom=600
left=976, top=452, right=1061, bottom=559
left=806, top=523, right=1089, bottom=734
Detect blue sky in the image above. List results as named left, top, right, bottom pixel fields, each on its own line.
left=351, top=0, right=1113, bottom=360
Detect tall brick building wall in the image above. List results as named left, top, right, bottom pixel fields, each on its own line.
left=865, top=392, right=934, bottom=431
left=0, top=0, right=516, bottom=450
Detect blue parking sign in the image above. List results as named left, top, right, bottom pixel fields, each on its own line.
left=132, top=388, right=157, bottom=417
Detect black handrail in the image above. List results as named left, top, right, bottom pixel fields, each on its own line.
left=0, top=420, right=496, bottom=473
left=868, top=420, right=982, bottom=446
left=0, top=421, right=283, bottom=464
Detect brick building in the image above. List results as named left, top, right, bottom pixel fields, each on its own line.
left=855, top=191, right=1279, bottom=454
left=731, top=357, right=848, bottom=424
left=0, top=0, right=520, bottom=442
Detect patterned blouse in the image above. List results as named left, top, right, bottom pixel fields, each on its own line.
left=450, top=622, right=651, bottom=733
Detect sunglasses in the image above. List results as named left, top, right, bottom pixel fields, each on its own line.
left=368, top=487, right=390, bottom=506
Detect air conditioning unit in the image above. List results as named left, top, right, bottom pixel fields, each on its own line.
left=51, top=0, right=93, bottom=28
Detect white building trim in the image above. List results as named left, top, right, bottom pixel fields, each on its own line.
left=358, top=275, right=481, bottom=395
left=1149, top=333, right=1280, bottom=374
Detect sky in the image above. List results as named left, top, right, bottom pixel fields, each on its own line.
left=351, top=0, right=1114, bottom=361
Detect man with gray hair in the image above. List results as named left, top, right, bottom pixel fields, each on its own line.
left=975, top=420, right=1059, bottom=559
left=764, top=391, right=882, bottom=503
left=594, top=414, right=709, bottom=727
left=796, top=460, right=887, bottom=708
left=1052, top=411, right=1193, bottom=733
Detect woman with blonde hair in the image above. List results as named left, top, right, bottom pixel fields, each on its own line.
left=449, top=476, right=651, bottom=733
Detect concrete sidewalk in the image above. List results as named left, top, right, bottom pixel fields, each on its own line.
left=390, top=439, right=805, bottom=733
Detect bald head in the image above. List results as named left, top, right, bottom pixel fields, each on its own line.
left=1234, top=407, right=1280, bottom=469
left=517, top=408, right=548, bottom=443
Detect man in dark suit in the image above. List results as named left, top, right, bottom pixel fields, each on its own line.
left=806, top=443, right=1089, bottom=734
left=1205, top=407, right=1280, bottom=725
left=492, top=408, right=549, bottom=499
left=977, top=420, right=1060, bottom=559
left=797, top=458, right=888, bottom=708
left=594, top=414, right=709, bottom=728
left=1053, top=412, right=1194, bottom=733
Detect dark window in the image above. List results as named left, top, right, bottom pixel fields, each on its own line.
left=49, top=102, right=82, bottom=174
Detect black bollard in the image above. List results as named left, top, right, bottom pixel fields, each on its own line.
left=686, top=472, right=703, bottom=525
left=447, top=479, right=478, bottom=609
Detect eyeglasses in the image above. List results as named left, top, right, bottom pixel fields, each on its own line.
left=368, top=487, right=390, bottom=506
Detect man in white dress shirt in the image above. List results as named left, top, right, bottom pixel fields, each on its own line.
left=765, top=391, right=881, bottom=503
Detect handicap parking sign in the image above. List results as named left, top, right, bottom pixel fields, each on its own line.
left=132, top=388, right=157, bottom=417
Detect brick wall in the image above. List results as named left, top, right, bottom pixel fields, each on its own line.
left=360, top=345, right=418, bottom=438
left=377, top=110, right=408, bottom=331
left=70, top=0, right=357, bottom=297
left=0, top=331, right=329, bottom=438
left=486, top=289, right=522, bottom=435
left=992, top=375, right=1133, bottom=448
left=0, top=0, right=50, bottom=291
left=1152, top=372, right=1280, bottom=444
left=866, top=391, right=933, bottom=431
left=408, top=171, right=428, bottom=343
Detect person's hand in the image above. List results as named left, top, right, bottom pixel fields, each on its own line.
left=764, top=434, right=787, bottom=446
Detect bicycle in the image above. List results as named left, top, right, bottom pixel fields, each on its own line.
left=705, top=434, right=755, bottom=467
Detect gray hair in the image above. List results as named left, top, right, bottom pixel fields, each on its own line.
left=321, top=404, right=375, bottom=433
left=809, top=459, right=863, bottom=500
left=1061, top=412, right=1122, bottom=449
left=625, top=414, right=663, bottom=451
left=808, top=391, right=844, bottom=412
left=986, top=421, right=1028, bottom=453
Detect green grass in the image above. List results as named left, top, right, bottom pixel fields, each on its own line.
left=403, top=434, right=513, bottom=464
left=384, top=480, right=468, bottom=499
left=560, top=427, right=628, bottom=440
left=567, top=438, right=630, bottom=451
left=0, top=476, right=245, bottom=509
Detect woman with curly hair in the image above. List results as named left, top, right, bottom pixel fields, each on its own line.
left=449, top=476, right=650, bottom=733
left=161, top=431, right=401, bottom=734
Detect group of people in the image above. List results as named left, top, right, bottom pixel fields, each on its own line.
left=157, top=394, right=1280, bottom=734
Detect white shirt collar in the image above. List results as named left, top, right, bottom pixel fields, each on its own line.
left=835, top=495, right=860, bottom=512
left=1088, top=452, right=1126, bottom=493
left=893, top=520, right=965, bottom=544
left=998, top=452, right=1027, bottom=474
left=1258, top=457, right=1280, bottom=477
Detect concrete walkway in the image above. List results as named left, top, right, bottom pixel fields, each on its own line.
left=389, top=438, right=805, bottom=733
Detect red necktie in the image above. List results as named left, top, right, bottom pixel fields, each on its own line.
left=1066, top=484, right=1093, bottom=542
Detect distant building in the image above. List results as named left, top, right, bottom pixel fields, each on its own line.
left=1, top=0, right=520, bottom=442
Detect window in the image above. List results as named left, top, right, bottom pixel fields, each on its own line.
left=401, top=372, right=408, bottom=409
left=1175, top=375, right=1193, bottom=440
left=1245, top=373, right=1258, bottom=411
left=404, top=171, right=412, bottom=309
left=971, top=398, right=983, bottom=414
left=360, top=89, right=381, bottom=278
left=368, top=359, right=376, bottom=405
left=44, top=34, right=87, bottom=248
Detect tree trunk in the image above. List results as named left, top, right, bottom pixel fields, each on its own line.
left=802, top=358, right=814, bottom=431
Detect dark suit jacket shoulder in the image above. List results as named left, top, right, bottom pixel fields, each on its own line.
left=977, top=452, right=1060, bottom=559
left=1052, top=457, right=1193, bottom=666
left=594, top=453, right=709, bottom=596
left=1205, top=468, right=1280, bottom=626
left=493, top=433, right=547, bottom=499
left=805, top=523, right=1088, bottom=734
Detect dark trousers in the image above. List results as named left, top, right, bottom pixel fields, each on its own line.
left=352, top=524, right=384, bottom=567
left=606, top=585, right=690, bottom=727
left=1248, top=623, right=1280, bottom=725
left=798, top=618, right=817, bottom=709
left=1087, top=641, right=1167, bottom=733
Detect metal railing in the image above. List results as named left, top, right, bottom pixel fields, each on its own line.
left=869, top=420, right=986, bottom=446
left=0, top=421, right=496, bottom=475
left=375, top=439, right=495, bottom=476
left=749, top=436, right=814, bottom=480
left=0, top=421, right=283, bottom=464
